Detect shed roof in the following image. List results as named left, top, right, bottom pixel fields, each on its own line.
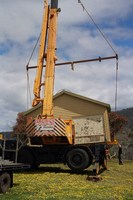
left=24, top=90, right=111, bottom=116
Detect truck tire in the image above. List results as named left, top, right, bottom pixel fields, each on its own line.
left=0, top=172, right=11, bottom=193
left=66, top=148, right=89, bottom=172
left=85, top=152, right=93, bottom=169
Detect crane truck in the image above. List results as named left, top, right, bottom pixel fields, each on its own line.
left=0, top=0, right=117, bottom=173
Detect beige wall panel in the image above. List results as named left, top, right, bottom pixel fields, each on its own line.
left=26, top=92, right=109, bottom=124
left=54, top=94, right=106, bottom=118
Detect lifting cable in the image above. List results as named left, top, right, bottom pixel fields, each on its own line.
left=78, top=0, right=119, bottom=111
left=115, top=58, right=119, bottom=112
left=78, top=0, right=117, bottom=55
left=26, top=72, right=32, bottom=110
left=26, top=33, right=41, bottom=70
left=26, top=33, right=41, bottom=109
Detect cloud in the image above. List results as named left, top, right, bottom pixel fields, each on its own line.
left=0, top=0, right=133, bottom=130
left=0, top=0, right=43, bottom=43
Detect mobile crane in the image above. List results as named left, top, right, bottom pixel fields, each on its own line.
left=1, top=0, right=117, bottom=173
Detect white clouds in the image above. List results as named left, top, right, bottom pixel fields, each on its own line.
left=0, top=0, right=133, bottom=130
left=54, top=59, right=117, bottom=106
left=80, top=0, right=133, bottom=21
left=0, top=0, right=43, bottom=44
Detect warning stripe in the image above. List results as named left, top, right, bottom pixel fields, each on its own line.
left=26, top=118, right=66, bottom=137
left=54, top=119, right=66, bottom=136
left=55, top=120, right=66, bottom=131
left=26, top=119, right=36, bottom=136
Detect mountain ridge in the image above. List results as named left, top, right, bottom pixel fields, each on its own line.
left=117, top=107, right=133, bottom=130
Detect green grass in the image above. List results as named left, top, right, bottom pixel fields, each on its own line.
left=0, top=159, right=133, bottom=200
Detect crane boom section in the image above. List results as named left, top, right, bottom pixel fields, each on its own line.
left=32, top=0, right=49, bottom=107
left=42, top=7, right=58, bottom=118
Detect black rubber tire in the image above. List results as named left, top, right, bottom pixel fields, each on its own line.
left=85, top=152, right=93, bottom=169
left=0, top=172, right=11, bottom=193
left=66, top=148, right=89, bottom=172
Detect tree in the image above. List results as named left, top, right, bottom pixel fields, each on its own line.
left=109, top=112, right=128, bottom=141
left=13, top=112, right=27, bottom=135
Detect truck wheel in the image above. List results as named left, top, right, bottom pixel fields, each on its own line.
left=85, top=153, right=93, bottom=169
left=66, top=148, right=89, bottom=172
left=0, top=172, right=11, bottom=193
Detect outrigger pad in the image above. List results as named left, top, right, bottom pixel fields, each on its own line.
left=86, top=175, right=102, bottom=182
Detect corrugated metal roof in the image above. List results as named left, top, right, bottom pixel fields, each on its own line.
left=24, top=90, right=111, bottom=116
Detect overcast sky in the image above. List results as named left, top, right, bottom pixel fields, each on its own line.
left=0, top=0, right=133, bottom=131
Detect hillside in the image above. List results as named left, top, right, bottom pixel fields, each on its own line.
left=112, top=107, right=133, bottom=160
left=117, top=107, right=133, bottom=130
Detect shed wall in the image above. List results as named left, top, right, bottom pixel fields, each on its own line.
left=54, top=94, right=106, bottom=119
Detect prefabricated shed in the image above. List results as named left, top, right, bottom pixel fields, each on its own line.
left=24, top=90, right=111, bottom=142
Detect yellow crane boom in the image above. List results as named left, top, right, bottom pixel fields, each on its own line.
left=43, top=1, right=58, bottom=118
left=32, top=0, right=59, bottom=118
left=32, top=0, right=49, bottom=107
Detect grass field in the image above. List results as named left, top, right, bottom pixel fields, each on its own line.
left=0, top=159, right=133, bottom=200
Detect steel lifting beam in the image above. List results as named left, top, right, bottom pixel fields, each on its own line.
left=27, top=54, right=118, bottom=70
